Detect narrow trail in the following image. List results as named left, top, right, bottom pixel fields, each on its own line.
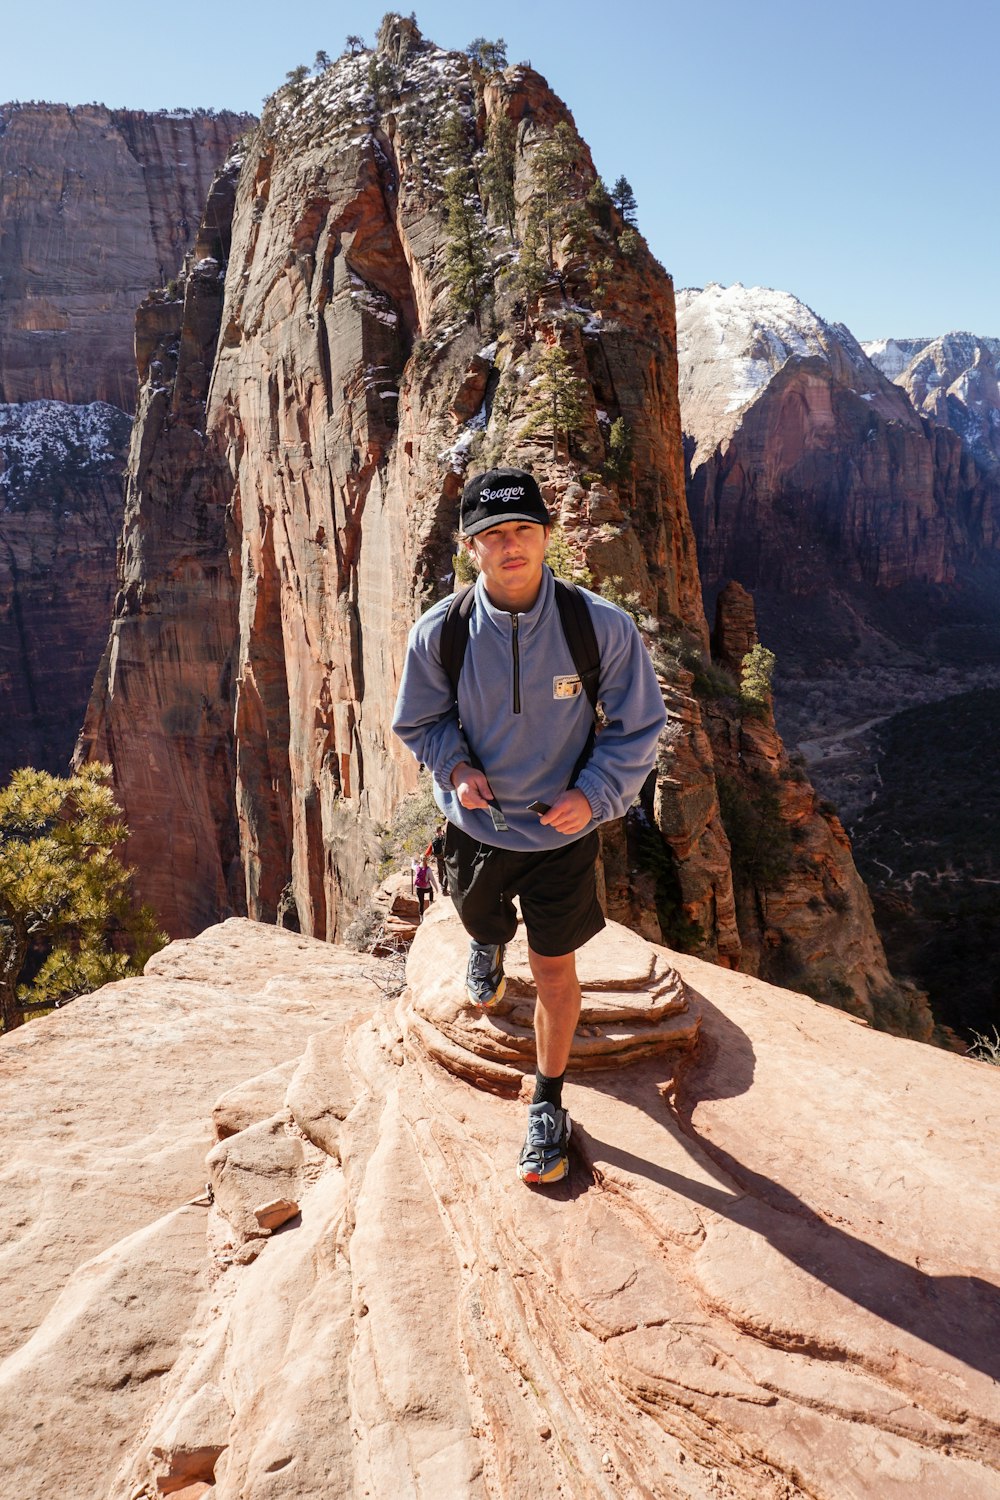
left=799, top=713, right=892, bottom=763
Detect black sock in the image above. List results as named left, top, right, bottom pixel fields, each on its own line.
left=533, top=1069, right=565, bottom=1111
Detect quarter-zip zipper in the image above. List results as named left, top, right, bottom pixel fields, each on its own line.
left=511, top=613, right=521, bottom=713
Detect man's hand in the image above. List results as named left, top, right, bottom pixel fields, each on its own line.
left=450, top=761, right=494, bottom=810
left=539, top=788, right=593, bottom=835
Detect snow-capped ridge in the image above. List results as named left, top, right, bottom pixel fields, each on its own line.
left=676, top=282, right=898, bottom=465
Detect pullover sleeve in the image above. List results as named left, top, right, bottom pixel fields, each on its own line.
left=572, top=605, right=668, bottom=825
left=391, top=609, right=472, bottom=792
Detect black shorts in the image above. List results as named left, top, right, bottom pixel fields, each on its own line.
left=444, top=824, right=605, bottom=957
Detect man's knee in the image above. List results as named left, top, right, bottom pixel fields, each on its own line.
left=528, top=947, right=579, bottom=997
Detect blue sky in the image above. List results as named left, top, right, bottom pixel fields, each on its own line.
left=3, top=0, right=996, bottom=340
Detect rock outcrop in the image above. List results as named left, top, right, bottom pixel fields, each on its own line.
left=2, top=914, right=998, bottom=1498
left=0, top=103, right=253, bottom=779
left=704, top=583, right=933, bottom=1036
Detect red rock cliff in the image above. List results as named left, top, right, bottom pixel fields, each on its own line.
left=0, top=103, right=254, bottom=410
left=83, top=22, right=718, bottom=942
left=677, top=283, right=982, bottom=595
left=0, top=103, right=253, bottom=780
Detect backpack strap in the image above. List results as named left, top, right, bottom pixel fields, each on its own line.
left=438, top=583, right=476, bottom=698
left=554, top=579, right=602, bottom=789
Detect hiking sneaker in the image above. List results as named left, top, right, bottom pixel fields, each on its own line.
left=517, top=1102, right=571, bottom=1185
left=466, top=940, right=506, bottom=1008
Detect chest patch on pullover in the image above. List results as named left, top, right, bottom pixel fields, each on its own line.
left=553, top=674, right=583, bottom=699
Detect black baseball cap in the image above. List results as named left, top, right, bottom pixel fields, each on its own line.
left=460, top=467, right=551, bottom=537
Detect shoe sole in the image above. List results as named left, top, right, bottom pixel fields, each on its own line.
left=518, top=1155, right=569, bottom=1185
left=518, top=1117, right=571, bottom=1185
left=468, top=974, right=506, bottom=1009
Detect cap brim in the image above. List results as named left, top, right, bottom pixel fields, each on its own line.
left=461, top=512, right=551, bottom=537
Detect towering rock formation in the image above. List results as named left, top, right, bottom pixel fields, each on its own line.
left=0, top=103, right=254, bottom=778
left=80, top=18, right=918, bottom=1032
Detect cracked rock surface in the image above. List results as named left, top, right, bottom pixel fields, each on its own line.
left=1, top=914, right=997, bottom=1498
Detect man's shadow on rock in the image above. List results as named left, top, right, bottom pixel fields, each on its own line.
left=577, top=984, right=1000, bottom=1385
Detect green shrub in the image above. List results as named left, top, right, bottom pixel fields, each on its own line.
left=598, top=575, right=643, bottom=623
left=546, top=526, right=593, bottom=587
left=377, top=772, right=440, bottom=878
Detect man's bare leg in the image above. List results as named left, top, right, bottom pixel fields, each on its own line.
left=528, top=948, right=581, bottom=1077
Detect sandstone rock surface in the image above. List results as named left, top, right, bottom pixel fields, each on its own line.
left=1, top=914, right=997, bottom=1498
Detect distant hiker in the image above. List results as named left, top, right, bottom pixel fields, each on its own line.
left=430, top=824, right=448, bottom=892
left=411, top=854, right=435, bottom=920
left=392, top=468, right=666, bottom=1186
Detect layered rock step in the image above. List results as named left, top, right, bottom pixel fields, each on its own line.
left=405, top=907, right=699, bottom=1093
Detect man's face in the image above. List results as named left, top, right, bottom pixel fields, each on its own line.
left=467, top=520, right=550, bottom=608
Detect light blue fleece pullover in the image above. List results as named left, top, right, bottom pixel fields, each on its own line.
left=391, top=565, right=668, bottom=850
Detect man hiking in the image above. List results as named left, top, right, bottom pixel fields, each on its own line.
left=392, top=468, right=667, bottom=1185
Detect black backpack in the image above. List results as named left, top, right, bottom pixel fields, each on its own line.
left=438, top=579, right=602, bottom=783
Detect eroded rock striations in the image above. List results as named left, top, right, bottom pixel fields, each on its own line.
left=1, top=914, right=998, bottom=1498
left=0, top=102, right=253, bottom=778
left=0, top=103, right=254, bottom=409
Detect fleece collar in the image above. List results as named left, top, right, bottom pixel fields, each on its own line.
left=475, top=563, right=554, bottom=638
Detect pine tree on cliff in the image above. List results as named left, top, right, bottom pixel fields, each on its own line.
left=466, top=37, right=508, bottom=72
left=0, top=765, right=165, bottom=1034
left=482, top=110, right=517, bottom=240
left=443, top=168, right=492, bottom=332
left=522, top=343, right=589, bottom=460
left=531, top=122, right=583, bottom=270
left=611, top=175, right=638, bottom=226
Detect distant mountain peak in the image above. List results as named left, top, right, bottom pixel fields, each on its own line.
left=676, top=282, right=904, bottom=467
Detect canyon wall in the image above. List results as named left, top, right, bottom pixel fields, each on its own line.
left=0, top=103, right=253, bottom=778
left=677, top=284, right=980, bottom=597
left=0, top=103, right=253, bottom=409
left=81, top=19, right=922, bottom=1032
